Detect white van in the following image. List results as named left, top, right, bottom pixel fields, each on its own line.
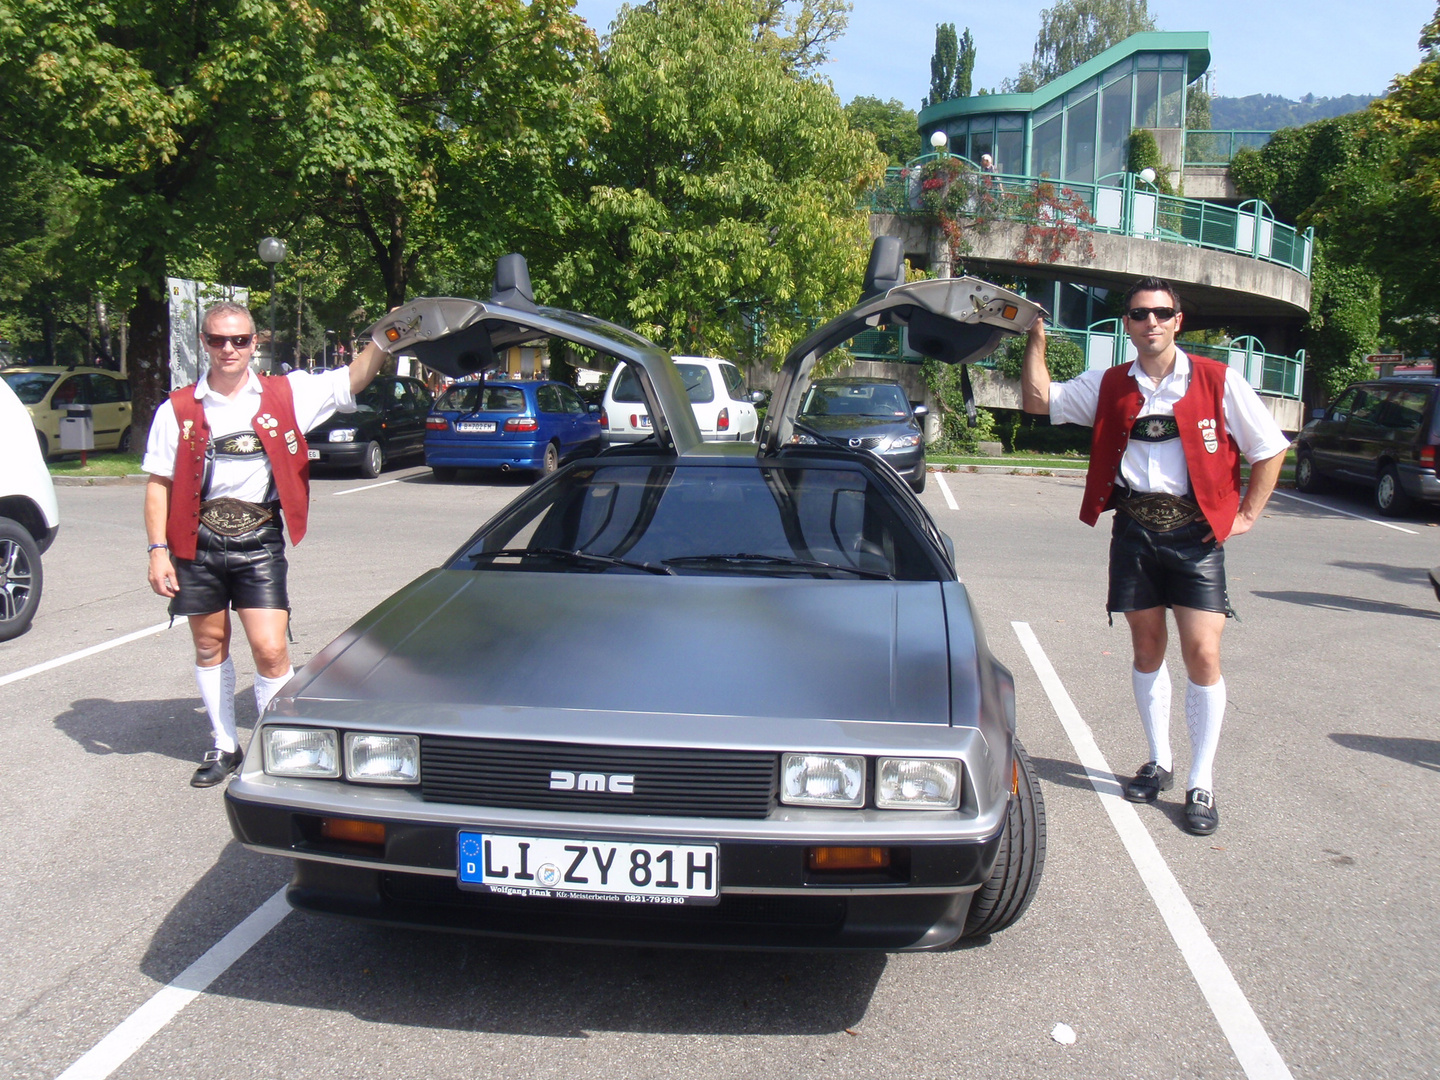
left=603, top=356, right=762, bottom=444
left=0, top=377, right=60, bottom=640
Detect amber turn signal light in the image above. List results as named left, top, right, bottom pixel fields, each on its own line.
left=1002, top=304, right=1018, bottom=320
left=320, top=817, right=386, bottom=846
left=807, top=846, right=891, bottom=871
left=384, top=326, right=402, bottom=342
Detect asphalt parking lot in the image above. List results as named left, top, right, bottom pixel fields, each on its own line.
left=3, top=465, right=1436, bottom=1079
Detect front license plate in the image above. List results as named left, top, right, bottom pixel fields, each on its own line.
left=456, top=421, right=497, bottom=433
left=457, top=832, right=719, bottom=905
left=307, top=448, right=320, bottom=460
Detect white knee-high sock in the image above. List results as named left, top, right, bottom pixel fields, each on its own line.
left=254, top=666, right=295, bottom=718
left=196, top=658, right=237, bottom=753
left=1132, top=662, right=1172, bottom=772
left=1186, top=677, right=1226, bottom=792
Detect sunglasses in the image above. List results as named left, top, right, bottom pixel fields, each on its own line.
left=1126, top=306, right=1177, bottom=322
left=203, top=333, right=254, bottom=349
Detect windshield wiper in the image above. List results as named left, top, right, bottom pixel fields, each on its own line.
left=662, top=552, right=893, bottom=579
left=471, top=547, right=674, bottom=575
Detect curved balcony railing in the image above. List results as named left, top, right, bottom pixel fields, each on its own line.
left=847, top=319, right=1304, bottom=401
left=863, top=156, right=1313, bottom=277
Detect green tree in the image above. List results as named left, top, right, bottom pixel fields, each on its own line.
left=550, top=0, right=886, bottom=365
left=1127, top=128, right=1175, bottom=193
left=924, top=24, right=976, bottom=106
left=844, top=97, right=921, bottom=165
left=1007, top=0, right=1155, bottom=92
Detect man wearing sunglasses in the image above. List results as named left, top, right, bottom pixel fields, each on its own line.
left=141, top=302, right=388, bottom=786
left=1019, top=277, right=1289, bottom=836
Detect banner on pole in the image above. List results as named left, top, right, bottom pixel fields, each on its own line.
left=167, top=278, right=249, bottom=389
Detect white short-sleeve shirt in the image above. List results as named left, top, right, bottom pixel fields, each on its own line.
left=1049, top=350, right=1291, bottom=496
left=143, top=367, right=356, bottom=503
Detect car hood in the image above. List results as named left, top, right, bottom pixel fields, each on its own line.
left=286, top=570, right=957, bottom=725
left=797, top=415, right=917, bottom=438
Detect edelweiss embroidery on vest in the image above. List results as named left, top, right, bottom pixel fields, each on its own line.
left=1197, top=418, right=1219, bottom=454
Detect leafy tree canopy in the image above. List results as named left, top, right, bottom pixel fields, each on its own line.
left=845, top=96, right=921, bottom=166
left=1006, top=0, right=1154, bottom=93
left=925, top=24, right=975, bottom=107
left=1210, top=94, right=1379, bottom=131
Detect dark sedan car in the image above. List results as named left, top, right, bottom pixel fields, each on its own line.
left=225, top=243, right=1047, bottom=950
left=306, top=375, right=432, bottom=478
left=1294, top=377, right=1440, bottom=516
left=796, top=377, right=929, bottom=492
left=425, top=378, right=603, bottom=480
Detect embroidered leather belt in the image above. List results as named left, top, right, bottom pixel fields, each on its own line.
left=1114, top=488, right=1202, bottom=532
left=199, top=498, right=276, bottom=536
left=1129, top=415, right=1181, bottom=442
left=211, top=431, right=267, bottom=457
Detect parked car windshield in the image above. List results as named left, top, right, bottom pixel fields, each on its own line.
left=1, top=371, right=58, bottom=405
left=436, top=384, right=527, bottom=413
left=611, top=362, right=717, bottom=405
left=452, top=463, right=939, bottom=580
left=800, top=382, right=910, bottom=418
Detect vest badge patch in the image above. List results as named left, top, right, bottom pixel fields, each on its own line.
left=284, top=430, right=298, bottom=455
left=181, top=419, right=194, bottom=442
left=257, top=413, right=279, bottom=435
left=1198, top=418, right=1219, bottom=454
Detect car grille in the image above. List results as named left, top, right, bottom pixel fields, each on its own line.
left=420, top=737, right=778, bottom=819
left=851, top=436, right=885, bottom=450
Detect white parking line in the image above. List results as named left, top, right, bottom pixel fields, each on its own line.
left=332, top=478, right=402, bottom=496
left=935, top=472, right=959, bottom=511
left=1011, top=621, right=1294, bottom=1080
left=55, top=887, right=290, bottom=1080
left=1270, top=490, right=1417, bottom=534
left=0, top=621, right=177, bottom=689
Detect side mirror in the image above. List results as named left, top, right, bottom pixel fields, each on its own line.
left=911, top=403, right=929, bottom=418
left=749, top=389, right=769, bottom=404
left=587, top=403, right=600, bottom=414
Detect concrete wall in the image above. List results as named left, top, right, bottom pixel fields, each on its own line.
left=1181, top=166, right=1237, bottom=201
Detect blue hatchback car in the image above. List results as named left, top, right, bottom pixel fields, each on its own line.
left=425, top=378, right=603, bottom=480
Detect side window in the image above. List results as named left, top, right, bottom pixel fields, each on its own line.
left=1327, top=388, right=1358, bottom=421
left=390, top=379, right=408, bottom=407
left=87, top=374, right=124, bottom=404
left=536, top=385, right=562, bottom=414
left=50, top=377, right=85, bottom=408
left=720, top=363, right=746, bottom=400
left=1350, top=389, right=1386, bottom=424
left=556, top=386, right=586, bottom=414
left=1388, top=389, right=1428, bottom=434
left=409, top=381, right=432, bottom=411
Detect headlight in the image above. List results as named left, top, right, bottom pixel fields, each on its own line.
left=345, top=733, right=420, bottom=784
left=329, top=428, right=357, bottom=442
left=886, top=433, right=922, bottom=450
left=781, top=754, right=865, bottom=807
left=876, top=758, right=960, bottom=809
left=789, top=433, right=822, bottom=445
left=263, top=727, right=340, bottom=778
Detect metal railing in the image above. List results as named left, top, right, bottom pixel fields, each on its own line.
left=1183, top=130, right=1273, bottom=165
left=863, top=159, right=1313, bottom=276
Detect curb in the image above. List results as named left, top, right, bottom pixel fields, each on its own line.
left=929, top=464, right=1088, bottom=478
left=51, top=474, right=150, bottom=487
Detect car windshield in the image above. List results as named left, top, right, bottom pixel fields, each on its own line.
left=437, top=384, right=526, bottom=413
left=611, top=362, right=716, bottom=405
left=800, top=383, right=909, bottom=418
left=452, top=464, right=938, bottom=580
left=1, top=372, right=58, bottom=405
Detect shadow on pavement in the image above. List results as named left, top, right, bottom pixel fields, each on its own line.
left=1329, top=733, right=1440, bottom=773
left=53, top=694, right=259, bottom=763
left=1027, top=754, right=1124, bottom=798
left=1251, top=590, right=1440, bottom=621
left=139, top=843, right=887, bottom=1037
left=1329, top=561, right=1434, bottom=588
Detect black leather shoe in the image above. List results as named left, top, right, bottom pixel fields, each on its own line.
left=191, top=748, right=243, bottom=788
left=1124, top=761, right=1174, bottom=803
left=1184, top=788, right=1219, bottom=835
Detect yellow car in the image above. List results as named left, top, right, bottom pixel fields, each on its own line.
left=0, top=367, right=133, bottom=459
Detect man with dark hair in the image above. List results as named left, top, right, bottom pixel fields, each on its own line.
left=1019, top=277, right=1289, bottom=835
left=143, top=302, right=389, bottom=786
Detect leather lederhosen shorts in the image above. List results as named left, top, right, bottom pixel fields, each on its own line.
left=1106, top=512, right=1230, bottom=616
left=169, top=506, right=289, bottom=617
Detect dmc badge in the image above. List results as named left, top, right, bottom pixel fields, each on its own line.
left=1198, top=418, right=1219, bottom=454
left=284, top=430, right=298, bottom=455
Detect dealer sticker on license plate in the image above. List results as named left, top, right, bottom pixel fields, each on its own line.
left=307, top=448, right=320, bottom=460
left=456, top=421, right=497, bottom=433
left=457, top=831, right=719, bottom=905
left=638, top=415, right=652, bottom=428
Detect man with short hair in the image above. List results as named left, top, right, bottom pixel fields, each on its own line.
left=143, top=302, right=388, bottom=786
left=1019, top=278, right=1289, bottom=835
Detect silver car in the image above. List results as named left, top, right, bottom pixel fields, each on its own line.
left=225, top=242, right=1048, bottom=950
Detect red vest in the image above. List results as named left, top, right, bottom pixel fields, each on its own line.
left=165, top=375, right=311, bottom=559
left=1080, top=354, right=1242, bottom=542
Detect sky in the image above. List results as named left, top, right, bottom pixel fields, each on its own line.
left=570, top=0, right=1435, bottom=107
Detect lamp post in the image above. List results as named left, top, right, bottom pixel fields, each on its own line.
left=929, top=129, right=948, bottom=157
left=257, top=237, right=287, bottom=372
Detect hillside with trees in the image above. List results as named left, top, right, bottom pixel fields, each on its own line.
left=1211, top=94, right=1379, bottom=130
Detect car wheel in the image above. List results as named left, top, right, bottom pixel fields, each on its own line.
left=539, top=442, right=559, bottom=477
left=360, top=441, right=384, bottom=479
left=35, top=430, right=49, bottom=460
left=1294, top=450, right=1326, bottom=493
left=0, top=518, right=43, bottom=642
left=1375, top=464, right=1413, bottom=517
left=430, top=466, right=458, bottom=482
left=910, top=469, right=927, bottom=494
left=961, top=740, right=1046, bottom=939
left=117, top=426, right=132, bottom=453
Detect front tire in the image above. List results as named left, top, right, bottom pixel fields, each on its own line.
left=1294, top=450, right=1326, bottom=493
left=961, top=740, right=1046, bottom=939
left=360, top=440, right=384, bottom=479
left=118, top=426, right=132, bottom=452
left=910, top=469, right=927, bottom=494
left=1375, top=464, right=1412, bottom=517
left=0, top=518, right=43, bottom=642
left=35, top=430, right=49, bottom=460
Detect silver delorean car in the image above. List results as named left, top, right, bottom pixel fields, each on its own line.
left=224, top=239, right=1048, bottom=950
